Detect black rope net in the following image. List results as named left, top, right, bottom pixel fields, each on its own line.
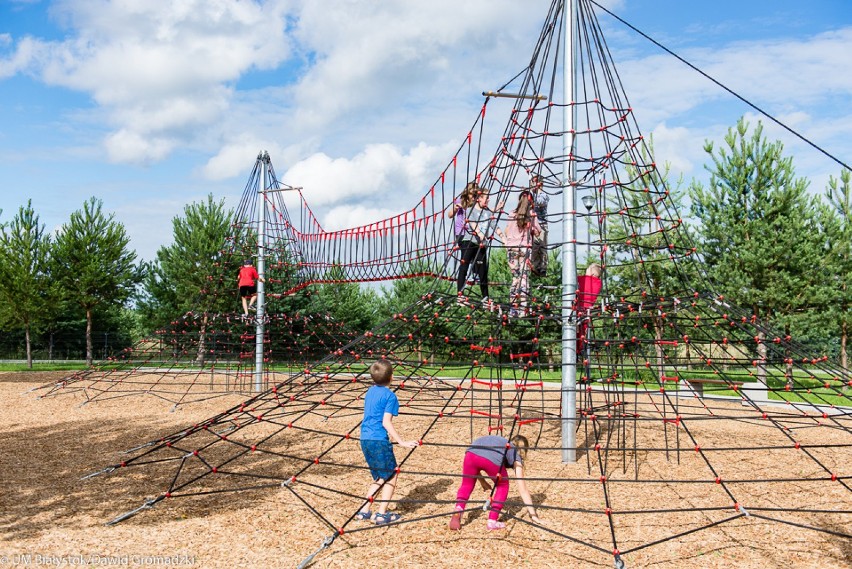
left=36, top=0, right=850, bottom=566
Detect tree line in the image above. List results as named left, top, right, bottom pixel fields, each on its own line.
left=0, top=119, right=849, bottom=370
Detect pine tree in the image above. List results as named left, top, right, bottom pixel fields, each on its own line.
left=53, top=197, right=141, bottom=366
left=0, top=201, right=53, bottom=367
left=307, top=264, right=379, bottom=332
left=378, top=258, right=454, bottom=363
left=826, top=169, right=851, bottom=370
left=689, top=118, right=830, bottom=381
left=138, top=194, right=235, bottom=365
left=140, top=195, right=235, bottom=327
left=379, top=258, right=452, bottom=318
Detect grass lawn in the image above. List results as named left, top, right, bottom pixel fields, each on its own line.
left=0, top=362, right=90, bottom=372
left=3, top=359, right=848, bottom=407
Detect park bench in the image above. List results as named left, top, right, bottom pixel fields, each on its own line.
left=683, top=377, right=744, bottom=396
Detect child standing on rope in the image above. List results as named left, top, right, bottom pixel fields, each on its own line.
left=448, top=182, right=479, bottom=244
left=496, top=191, right=541, bottom=317
left=356, top=360, right=418, bottom=525
left=529, top=175, right=550, bottom=277
left=456, top=185, right=502, bottom=308
left=237, top=259, right=264, bottom=317
left=449, top=434, right=542, bottom=531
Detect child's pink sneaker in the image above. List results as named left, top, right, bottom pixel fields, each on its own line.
left=449, top=506, right=464, bottom=531
left=486, top=520, right=506, bottom=531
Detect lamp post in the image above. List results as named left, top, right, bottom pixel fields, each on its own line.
left=581, top=194, right=595, bottom=263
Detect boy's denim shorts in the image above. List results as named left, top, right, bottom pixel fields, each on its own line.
left=361, top=439, right=397, bottom=481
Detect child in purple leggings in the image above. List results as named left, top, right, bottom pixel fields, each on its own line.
left=449, top=434, right=542, bottom=531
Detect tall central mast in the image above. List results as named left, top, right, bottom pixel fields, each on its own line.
left=560, top=0, right=578, bottom=463
left=254, top=151, right=269, bottom=392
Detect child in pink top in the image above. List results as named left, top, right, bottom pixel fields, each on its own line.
left=497, top=192, right=541, bottom=317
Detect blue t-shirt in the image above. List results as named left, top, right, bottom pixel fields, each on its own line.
left=361, top=385, right=400, bottom=441
left=467, top=435, right=522, bottom=468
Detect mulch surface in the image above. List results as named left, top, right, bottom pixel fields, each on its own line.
left=1, top=371, right=850, bottom=569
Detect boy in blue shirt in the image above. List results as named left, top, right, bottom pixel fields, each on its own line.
left=356, top=360, right=417, bottom=525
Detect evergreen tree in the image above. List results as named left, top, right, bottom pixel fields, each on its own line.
left=378, top=258, right=457, bottom=363
left=0, top=201, right=53, bottom=367
left=689, top=118, right=829, bottom=380
left=139, top=196, right=234, bottom=317
left=825, top=169, right=851, bottom=370
left=603, top=145, right=698, bottom=374
left=307, top=264, right=379, bottom=332
left=265, top=248, right=313, bottom=317
left=53, top=197, right=142, bottom=366
left=689, top=119, right=824, bottom=316
left=378, top=258, right=452, bottom=320
left=138, top=194, right=235, bottom=365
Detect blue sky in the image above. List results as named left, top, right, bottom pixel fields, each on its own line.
left=1, top=0, right=850, bottom=263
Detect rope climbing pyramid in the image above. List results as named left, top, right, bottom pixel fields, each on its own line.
left=87, top=289, right=850, bottom=567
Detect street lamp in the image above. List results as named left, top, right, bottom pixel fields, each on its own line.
left=581, top=194, right=595, bottom=263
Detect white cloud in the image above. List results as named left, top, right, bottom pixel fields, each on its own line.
left=104, top=129, right=175, bottom=164
left=741, top=109, right=852, bottom=191
left=0, top=35, right=43, bottom=78
left=283, top=140, right=459, bottom=209
left=322, top=204, right=399, bottom=232
left=648, top=123, right=700, bottom=177
left=3, top=0, right=294, bottom=164
left=0, top=0, right=549, bottom=174
left=610, top=26, right=852, bottom=188
left=288, top=1, right=547, bottom=133
left=620, top=27, right=852, bottom=124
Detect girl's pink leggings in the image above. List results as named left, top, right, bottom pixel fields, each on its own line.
left=455, top=452, right=510, bottom=521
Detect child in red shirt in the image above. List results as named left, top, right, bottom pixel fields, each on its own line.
left=237, top=259, right=264, bottom=316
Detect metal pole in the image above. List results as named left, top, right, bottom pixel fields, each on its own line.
left=254, top=151, right=268, bottom=392
left=560, top=0, right=578, bottom=463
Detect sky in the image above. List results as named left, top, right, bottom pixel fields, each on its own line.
left=1, top=0, right=850, bottom=264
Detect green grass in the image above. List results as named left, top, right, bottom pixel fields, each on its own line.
left=0, top=362, right=90, bottom=372
left=3, top=359, right=847, bottom=408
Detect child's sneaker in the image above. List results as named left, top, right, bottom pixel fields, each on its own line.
left=355, top=510, right=373, bottom=521
left=448, top=506, right=463, bottom=531
left=374, top=512, right=402, bottom=525
left=486, top=520, right=506, bottom=531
